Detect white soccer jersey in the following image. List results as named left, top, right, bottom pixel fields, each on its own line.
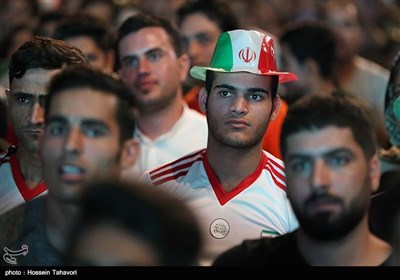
left=0, top=150, right=47, bottom=214
left=123, top=104, right=208, bottom=178
left=142, top=149, right=299, bottom=266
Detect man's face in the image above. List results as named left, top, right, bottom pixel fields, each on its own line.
left=324, top=2, right=362, bottom=62
left=201, top=72, right=279, bottom=149
left=7, top=68, right=59, bottom=153
left=180, top=13, right=221, bottom=68
left=118, top=27, right=188, bottom=114
left=41, top=89, right=124, bottom=203
left=64, top=36, right=114, bottom=72
left=284, top=126, right=380, bottom=240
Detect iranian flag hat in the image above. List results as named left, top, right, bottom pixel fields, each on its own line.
left=190, top=29, right=298, bottom=84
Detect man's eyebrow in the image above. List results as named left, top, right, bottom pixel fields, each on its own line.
left=214, top=84, right=235, bottom=91
left=122, top=47, right=163, bottom=60
left=214, top=84, right=269, bottom=94
left=286, top=148, right=355, bottom=161
left=247, top=88, right=269, bottom=94
left=46, top=115, right=67, bottom=124
left=10, top=91, right=45, bottom=97
left=81, top=119, right=110, bottom=130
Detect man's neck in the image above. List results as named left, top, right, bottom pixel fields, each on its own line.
left=206, top=141, right=263, bottom=193
left=137, top=100, right=184, bottom=140
left=297, top=217, right=392, bottom=266
left=44, top=196, right=79, bottom=254
left=16, top=147, right=44, bottom=189
left=335, top=57, right=357, bottom=87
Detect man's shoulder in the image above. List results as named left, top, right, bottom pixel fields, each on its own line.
left=1, top=197, right=46, bottom=248
left=146, top=149, right=206, bottom=186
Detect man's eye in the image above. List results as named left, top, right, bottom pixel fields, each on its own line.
left=249, top=94, right=263, bottom=101
left=328, top=155, right=350, bottom=167
left=122, top=57, right=139, bottom=69
left=289, top=160, right=311, bottom=173
left=219, top=90, right=231, bottom=97
left=196, top=34, right=212, bottom=45
left=48, top=125, right=67, bottom=136
left=16, top=97, right=29, bottom=103
left=147, top=51, right=163, bottom=62
left=84, top=128, right=105, bottom=138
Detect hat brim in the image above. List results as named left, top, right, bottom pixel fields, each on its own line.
left=190, top=66, right=298, bottom=84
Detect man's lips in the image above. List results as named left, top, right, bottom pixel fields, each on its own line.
left=307, top=197, right=341, bottom=212
left=226, top=119, right=249, bottom=128
left=135, top=80, right=157, bottom=90
left=58, top=164, right=86, bottom=183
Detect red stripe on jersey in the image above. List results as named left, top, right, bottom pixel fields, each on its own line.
left=266, top=155, right=285, bottom=174
left=10, top=153, right=47, bottom=201
left=151, top=159, right=198, bottom=181
left=150, top=149, right=205, bottom=185
left=265, top=160, right=285, bottom=183
left=150, top=149, right=205, bottom=175
left=153, top=170, right=190, bottom=186
left=264, top=163, right=286, bottom=192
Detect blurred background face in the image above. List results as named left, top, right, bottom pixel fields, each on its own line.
left=280, top=44, right=309, bottom=99
left=64, top=36, right=114, bottom=72
left=204, top=72, right=278, bottom=149
left=118, top=27, right=186, bottom=113
left=68, top=222, right=160, bottom=266
left=180, top=13, right=221, bottom=69
left=324, top=2, right=363, bottom=62
left=41, top=89, right=123, bottom=204
left=7, top=68, right=59, bottom=153
left=284, top=126, right=377, bottom=240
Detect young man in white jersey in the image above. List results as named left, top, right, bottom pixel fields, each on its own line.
left=0, top=37, right=87, bottom=214
left=142, top=29, right=299, bottom=265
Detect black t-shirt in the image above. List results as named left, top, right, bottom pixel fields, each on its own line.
left=213, top=230, right=396, bottom=266
left=213, top=231, right=308, bottom=266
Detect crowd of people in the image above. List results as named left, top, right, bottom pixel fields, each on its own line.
left=0, top=0, right=399, bottom=268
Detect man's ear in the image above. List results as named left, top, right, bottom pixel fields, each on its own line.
left=120, top=139, right=139, bottom=170
left=369, top=154, right=381, bottom=194
left=199, top=87, right=208, bottom=113
left=178, top=53, right=191, bottom=83
left=270, top=95, right=281, bottom=121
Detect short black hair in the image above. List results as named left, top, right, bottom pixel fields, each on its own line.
left=280, top=22, right=336, bottom=79
left=280, top=94, right=377, bottom=159
left=54, top=14, right=115, bottom=52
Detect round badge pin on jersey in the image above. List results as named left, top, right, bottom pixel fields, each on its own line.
left=209, top=218, right=230, bottom=239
